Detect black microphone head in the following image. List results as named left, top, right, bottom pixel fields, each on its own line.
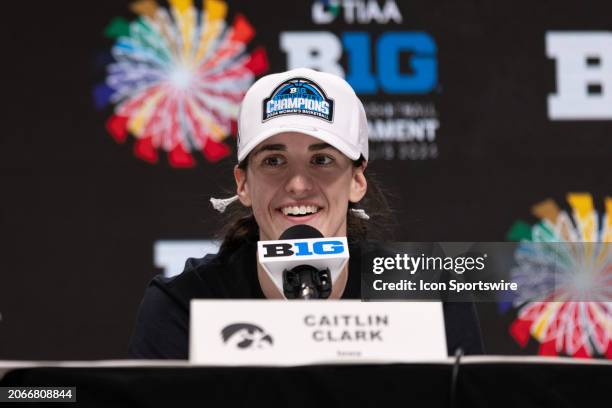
left=279, top=225, right=323, bottom=240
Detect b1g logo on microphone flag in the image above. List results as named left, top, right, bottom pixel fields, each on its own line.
left=258, top=237, right=350, bottom=299
left=261, top=239, right=345, bottom=258
left=262, top=77, right=334, bottom=122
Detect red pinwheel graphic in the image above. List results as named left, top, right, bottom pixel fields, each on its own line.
left=94, top=0, right=268, bottom=167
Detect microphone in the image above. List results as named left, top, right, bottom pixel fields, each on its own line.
left=279, top=225, right=330, bottom=299
left=257, top=225, right=350, bottom=300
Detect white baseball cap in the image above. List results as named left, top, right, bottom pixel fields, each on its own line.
left=237, top=68, right=369, bottom=163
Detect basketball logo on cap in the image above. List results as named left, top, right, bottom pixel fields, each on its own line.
left=262, top=77, right=334, bottom=122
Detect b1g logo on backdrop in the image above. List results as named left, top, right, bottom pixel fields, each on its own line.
left=93, top=0, right=269, bottom=168
left=547, top=31, right=612, bottom=120
left=280, top=0, right=439, bottom=161
left=154, top=240, right=219, bottom=277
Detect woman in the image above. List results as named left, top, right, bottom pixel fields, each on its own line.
left=128, top=68, right=483, bottom=358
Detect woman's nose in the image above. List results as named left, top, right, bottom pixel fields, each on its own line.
left=284, top=169, right=313, bottom=196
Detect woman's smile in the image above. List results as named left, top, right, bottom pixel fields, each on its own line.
left=276, top=202, right=324, bottom=226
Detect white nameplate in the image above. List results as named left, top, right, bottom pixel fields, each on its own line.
left=190, top=300, right=447, bottom=366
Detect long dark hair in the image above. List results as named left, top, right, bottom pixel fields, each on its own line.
left=216, top=156, right=395, bottom=258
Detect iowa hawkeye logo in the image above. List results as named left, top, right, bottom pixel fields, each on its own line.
left=263, top=77, right=334, bottom=122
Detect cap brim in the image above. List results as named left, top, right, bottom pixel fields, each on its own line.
left=238, top=125, right=362, bottom=163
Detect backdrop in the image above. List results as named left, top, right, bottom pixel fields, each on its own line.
left=1, top=0, right=610, bottom=360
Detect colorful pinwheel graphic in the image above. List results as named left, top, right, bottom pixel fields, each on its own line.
left=506, top=193, right=612, bottom=358
left=93, top=0, right=268, bottom=167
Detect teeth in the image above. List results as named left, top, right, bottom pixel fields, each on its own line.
left=281, top=205, right=319, bottom=216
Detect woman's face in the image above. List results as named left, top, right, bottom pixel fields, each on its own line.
left=234, top=132, right=367, bottom=241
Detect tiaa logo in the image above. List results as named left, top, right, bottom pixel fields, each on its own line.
left=263, top=77, right=334, bottom=122
left=312, top=0, right=403, bottom=25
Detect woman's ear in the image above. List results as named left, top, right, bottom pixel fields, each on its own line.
left=349, top=162, right=368, bottom=203
left=234, top=165, right=252, bottom=207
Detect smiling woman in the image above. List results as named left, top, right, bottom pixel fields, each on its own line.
left=128, top=68, right=484, bottom=358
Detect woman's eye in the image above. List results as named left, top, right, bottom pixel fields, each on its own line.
left=262, top=156, right=286, bottom=166
left=311, top=154, right=334, bottom=165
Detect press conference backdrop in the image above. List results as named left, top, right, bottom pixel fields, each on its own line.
left=1, top=0, right=610, bottom=360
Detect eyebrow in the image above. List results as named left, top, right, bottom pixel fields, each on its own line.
left=251, top=144, right=286, bottom=157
